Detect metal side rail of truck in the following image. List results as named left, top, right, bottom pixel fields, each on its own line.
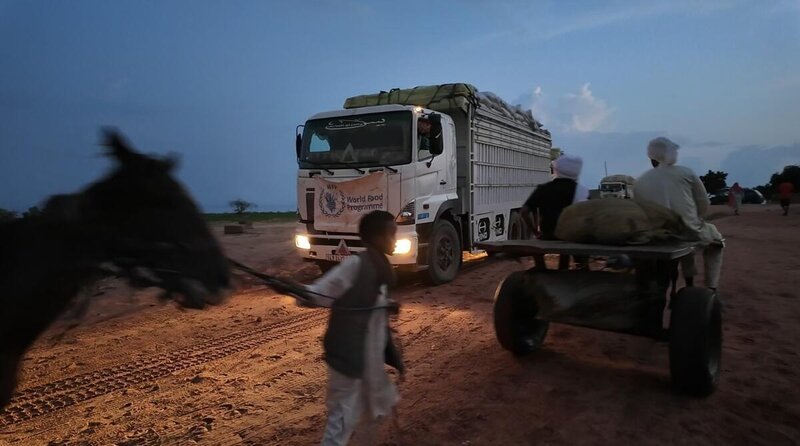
left=293, top=83, right=553, bottom=284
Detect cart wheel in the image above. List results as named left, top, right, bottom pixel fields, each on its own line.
left=493, top=271, right=549, bottom=356
left=669, top=287, right=722, bottom=397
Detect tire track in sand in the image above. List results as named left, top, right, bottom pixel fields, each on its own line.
left=1, top=311, right=327, bottom=427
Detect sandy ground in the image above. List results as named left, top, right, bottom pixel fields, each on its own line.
left=1, top=205, right=799, bottom=446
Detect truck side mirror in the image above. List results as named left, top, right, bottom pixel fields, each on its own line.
left=295, top=125, right=305, bottom=160
left=429, top=113, right=443, bottom=156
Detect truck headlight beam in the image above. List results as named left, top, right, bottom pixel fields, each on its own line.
left=295, top=234, right=311, bottom=250
left=394, top=238, right=412, bottom=255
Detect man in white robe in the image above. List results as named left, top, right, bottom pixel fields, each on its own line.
left=633, top=137, right=724, bottom=290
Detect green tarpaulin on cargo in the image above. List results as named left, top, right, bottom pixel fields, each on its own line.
left=343, top=83, right=545, bottom=133
left=343, top=83, right=479, bottom=115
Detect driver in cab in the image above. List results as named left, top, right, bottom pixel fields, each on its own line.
left=417, top=116, right=432, bottom=152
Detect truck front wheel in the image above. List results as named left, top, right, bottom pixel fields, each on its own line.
left=426, top=220, right=461, bottom=285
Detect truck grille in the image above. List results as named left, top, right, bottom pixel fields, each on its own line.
left=310, top=237, right=365, bottom=248
left=304, top=189, right=315, bottom=222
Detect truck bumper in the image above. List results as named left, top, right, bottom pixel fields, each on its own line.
left=294, top=224, right=420, bottom=266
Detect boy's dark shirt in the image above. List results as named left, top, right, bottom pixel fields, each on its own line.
left=323, top=247, right=403, bottom=378
left=524, top=178, right=578, bottom=239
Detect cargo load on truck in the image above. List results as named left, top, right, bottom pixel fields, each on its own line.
left=344, top=83, right=549, bottom=135
left=601, top=174, right=636, bottom=185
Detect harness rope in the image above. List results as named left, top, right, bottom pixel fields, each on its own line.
left=228, top=259, right=399, bottom=313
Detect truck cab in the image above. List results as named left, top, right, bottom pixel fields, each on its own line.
left=599, top=175, right=636, bottom=200
left=295, top=104, right=457, bottom=280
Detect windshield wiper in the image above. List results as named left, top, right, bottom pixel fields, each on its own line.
left=300, top=160, right=334, bottom=175
left=303, top=160, right=396, bottom=175
left=369, top=165, right=398, bottom=173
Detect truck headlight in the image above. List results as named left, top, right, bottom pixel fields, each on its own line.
left=295, top=234, right=311, bottom=250
left=394, top=238, right=412, bottom=255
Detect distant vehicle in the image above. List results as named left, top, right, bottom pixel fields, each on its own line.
left=743, top=188, right=766, bottom=204
left=709, top=188, right=765, bottom=205
left=599, top=174, right=635, bottom=199
left=708, top=188, right=730, bottom=205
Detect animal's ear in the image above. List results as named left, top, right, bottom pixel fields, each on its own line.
left=101, top=127, right=137, bottom=165
left=162, top=152, right=180, bottom=172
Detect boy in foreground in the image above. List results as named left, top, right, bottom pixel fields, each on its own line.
left=297, top=210, right=404, bottom=445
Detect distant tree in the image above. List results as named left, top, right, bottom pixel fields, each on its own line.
left=756, top=165, right=800, bottom=200
left=774, top=165, right=800, bottom=188
left=0, top=208, right=17, bottom=222
left=699, top=170, right=728, bottom=194
left=229, top=199, right=256, bottom=214
left=22, top=206, right=41, bottom=219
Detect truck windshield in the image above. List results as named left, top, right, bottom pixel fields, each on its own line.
left=601, top=183, right=624, bottom=192
left=299, top=111, right=412, bottom=169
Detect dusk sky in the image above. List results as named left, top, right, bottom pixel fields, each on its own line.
left=2, top=0, right=799, bottom=212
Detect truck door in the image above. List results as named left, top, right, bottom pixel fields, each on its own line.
left=415, top=117, right=451, bottom=198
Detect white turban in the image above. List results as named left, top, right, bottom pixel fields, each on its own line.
left=647, top=137, right=679, bottom=166
left=552, top=154, right=583, bottom=180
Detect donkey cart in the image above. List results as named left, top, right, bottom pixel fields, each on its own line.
left=477, top=239, right=722, bottom=397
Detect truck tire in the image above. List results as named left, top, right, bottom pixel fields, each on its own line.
left=669, top=287, right=722, bottom=397
left=426, top=220, right=461, bottom=285
left=494, top=271, right=549, bottom=356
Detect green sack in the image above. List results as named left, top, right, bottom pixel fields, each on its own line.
left=555, top=198, right=691, bottom=245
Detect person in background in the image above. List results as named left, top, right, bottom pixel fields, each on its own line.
left=778, top=180, right=795, bottom=216
left=298, top=210, right=404, bottom=446
left=633, top=137, right=724, bottom=292
left=728, top=182, right=744, bottom=216
left=522, top=154, right=588, bottom=240
left=521, top=154, right=588, bottom=269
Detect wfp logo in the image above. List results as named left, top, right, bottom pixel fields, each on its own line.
left=319, top=189, right=346, bottom=218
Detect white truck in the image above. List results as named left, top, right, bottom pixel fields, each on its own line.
left=599, top=174, right=636, bottom=199
left=294, top=83, right=552, bottom=284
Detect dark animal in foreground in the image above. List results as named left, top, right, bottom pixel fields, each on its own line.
left=0, top=130, right=231, bottom=408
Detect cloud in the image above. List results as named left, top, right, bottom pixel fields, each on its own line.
left=767, top=0, right=800, bottom=16
left=541, top=1, right=741, bottom=39
left=522, top=83, right=613, bottom=133
left=553, top=131, right=800, bottom=190
left=720, top=144, right=800, bottom=186
left=770, top=74, right=800, bottom=91
left=668, top=140, right=800, bottom=186
left=466, top=0, right=743, bottom=44
left=554, top=130, right=659, bottom=188
left=563, top=83, right=613, bottom=132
